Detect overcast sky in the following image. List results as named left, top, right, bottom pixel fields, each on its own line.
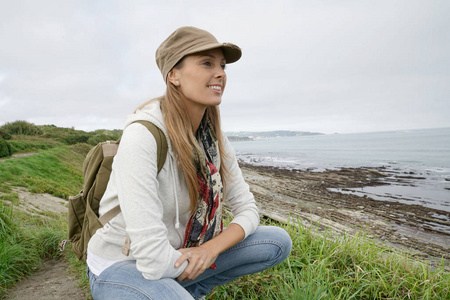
left=1, top=0, right=449, bottom=134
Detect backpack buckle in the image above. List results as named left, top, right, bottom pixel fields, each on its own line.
left=59, top=239, right=69, bottom=252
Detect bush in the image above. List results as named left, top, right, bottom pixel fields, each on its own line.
left=0, top=121, right=42, bottom=136
left=0, top=129, right=11, bottom=140
left=63, top=134, right=90, bottom=145
left=0, top=139, right=12, bottom=158
left=87, top=131, right=121, bottom=146
left=7, top=140, right=57, bottom=154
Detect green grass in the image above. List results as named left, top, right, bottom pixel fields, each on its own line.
left=0, top=142, right=87, bottom=298
left=0, top=145, right=85, bottom=199
left=209, top=219, right=449, bottom=299
left=7, top=138, right=59, bottom=154
left=0, top=202, right=67, bottom=297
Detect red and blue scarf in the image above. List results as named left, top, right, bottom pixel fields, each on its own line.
left=183, top=116, right=223, bottom=250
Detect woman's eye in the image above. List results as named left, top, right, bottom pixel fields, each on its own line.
left=221, top=64, right=226, bottom=70
left=203, top=61, right=212, bottom=66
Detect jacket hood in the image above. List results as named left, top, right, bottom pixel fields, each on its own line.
left=125, top=99, right=172, bottom=152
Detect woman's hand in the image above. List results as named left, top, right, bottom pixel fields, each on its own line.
left=175, top=245, right=218, bottom=281
left=174, top=224, right=245, bottom=281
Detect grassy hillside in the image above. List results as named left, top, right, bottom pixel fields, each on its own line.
left=0, top=145, right=88, bottom=297
left=0, top=121, right=95, bottom=297
left=1, top=122, right=449, bottom=299
left=0, top=120, right=121, bottom=159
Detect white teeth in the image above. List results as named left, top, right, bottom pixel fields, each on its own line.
left=208, top=85, right=221, bottom=91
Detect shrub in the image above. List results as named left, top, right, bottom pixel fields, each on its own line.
left=39, top=125, right=79, bottom=140
left=63, top=134, right=90, bottom=145
left=0, top=121, right=42, bottom=136
left=0, top=139, right=12, bottom=158
left=87, top=131, right=121, bottom=145
left=7, top=140, right=57, bottom=154
left=0, top=129, right=11, bottom=140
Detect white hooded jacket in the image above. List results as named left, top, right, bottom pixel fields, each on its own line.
left=87, top=100, right=259, bottom=280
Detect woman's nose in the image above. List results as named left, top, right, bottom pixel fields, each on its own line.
left=215, top=66, right=226, bottom=78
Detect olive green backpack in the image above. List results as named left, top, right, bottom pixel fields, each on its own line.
left=60, top=121, right=168, bottom=262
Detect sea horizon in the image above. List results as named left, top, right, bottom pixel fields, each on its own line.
left=230, top=127, right=450, bottom=213
left=225, top=126, right=450, bottom=138
left=321, top=126, right=450, bottom=136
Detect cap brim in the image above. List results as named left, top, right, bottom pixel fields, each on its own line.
left=184, top=42, right=242, bottom=64
left=222, top=43, right=242, bottom=64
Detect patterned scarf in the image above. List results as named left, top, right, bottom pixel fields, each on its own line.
left=182, top=116, right=223, bottom=250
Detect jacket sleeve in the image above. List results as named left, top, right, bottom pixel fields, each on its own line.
left=113, top=123, right=187, bottom=280
left=221, top=134, right=260, bottom=238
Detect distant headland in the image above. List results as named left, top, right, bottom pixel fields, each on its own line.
left=226, top=130, right=323, bottom=142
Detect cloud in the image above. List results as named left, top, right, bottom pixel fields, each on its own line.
left=1, top=0, right=449, bottom=133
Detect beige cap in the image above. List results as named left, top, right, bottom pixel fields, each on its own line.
left=156, top=26, right=242, bottom=83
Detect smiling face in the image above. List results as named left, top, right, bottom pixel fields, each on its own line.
left=168, top=48, right=227, bottom=118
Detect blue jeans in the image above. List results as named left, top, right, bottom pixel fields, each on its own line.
left=88, top=226, right=292, bottom=299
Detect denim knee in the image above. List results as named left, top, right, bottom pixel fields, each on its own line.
left=242, top=226, right=292, bottom=267
left=264, top=226, right=292, bottom=265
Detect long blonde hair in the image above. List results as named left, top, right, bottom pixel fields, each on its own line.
left=135, top=84, right=229, bottom=213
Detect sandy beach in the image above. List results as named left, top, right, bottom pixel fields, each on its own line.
left=240, top=163, right=450, bottom=261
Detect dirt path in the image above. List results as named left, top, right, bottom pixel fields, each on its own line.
left=11, top=187, right=68, bottom=216
left=0, top=152, right=38, bottom=162
left=4, top=189, right=87, bottom=299
left=6, top=259, right=86, bottom=300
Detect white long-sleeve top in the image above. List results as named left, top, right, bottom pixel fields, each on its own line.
left=87, top=100, right=260, bottom=280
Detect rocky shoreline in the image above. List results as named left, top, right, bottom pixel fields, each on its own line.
left=239, top=163, right=450, bottom=263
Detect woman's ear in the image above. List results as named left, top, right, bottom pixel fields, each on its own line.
left=167, top=70, right=180, bottom=86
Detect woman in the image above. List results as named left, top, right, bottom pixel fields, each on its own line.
left=87, top=26, right=292, bottom=300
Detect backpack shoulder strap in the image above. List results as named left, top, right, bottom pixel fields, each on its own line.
left=118, top=121, right=167, bottom=256
left=98, top=204, right=121, bottom=225
left=99, top=121, right=168, bottom=227
left=131, top=120, right=168, bottom=173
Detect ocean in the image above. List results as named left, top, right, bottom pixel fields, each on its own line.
left=230, top=127, right=450, bottom=213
